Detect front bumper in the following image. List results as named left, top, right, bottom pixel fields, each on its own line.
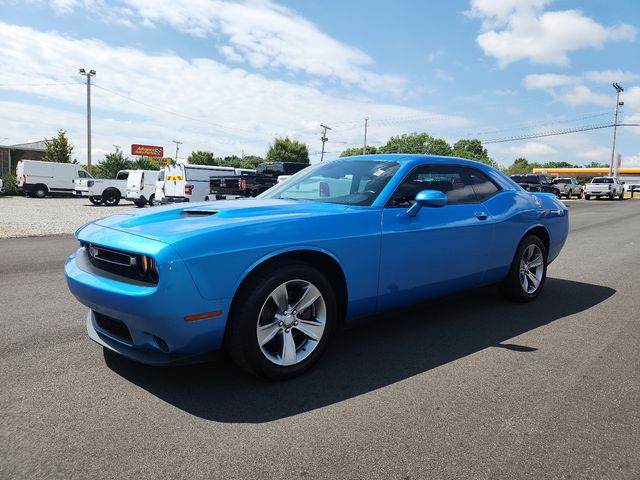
left=86, top=311, right=219, bottom=365
left=65, top=230, right=232, bottom=363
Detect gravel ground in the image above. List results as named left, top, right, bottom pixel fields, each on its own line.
left=0, top=196, right=137, bottom=238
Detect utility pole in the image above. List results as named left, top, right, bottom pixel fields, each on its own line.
left=172, top=140, right=183, bottom=164
left=112, top=145, right=121, bottom=154
left=320, top=124, right=331, bottom=162
left=363, top=117, right=368, bottom=155
left=79, top=68, right=96, bottom=171
left=609, top=82, right=624, bottom=176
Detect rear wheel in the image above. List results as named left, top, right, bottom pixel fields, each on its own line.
left=585, top=194, right=590, bottom=200
left=618, top=191, right=624, bottom=200
left=134, top=198, right=147, bottom=208
left=502, top=235, right=547, bottom=302
left=101, top=189, right=120, bottom=206
left=226, top=261, right=337, bottom=380
left=148, top=194, right=155, bottom=206
left=33, top=185, right=47, bottom=198
left=89, top=196, right=101, bottom=205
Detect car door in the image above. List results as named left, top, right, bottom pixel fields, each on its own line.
left=377, top=164, right=495, bottom=311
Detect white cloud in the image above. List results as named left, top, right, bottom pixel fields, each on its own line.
left=43, top=0, right=405, bottom=95
left=584, top=70, right=639, bottom=84
left=551, top=85, right=609, bottom=106
left=622, top=154, right=640, bottom=167
left=0, top=22, right=471, bottom=162
left=576, top=147, right=610, bottom=161
left=507, top=141, right=557, bottom=157
left=468, top=0, right=636, bottom=67
left=523, top=72, right=637, bottom=107
left=524, top=74, right=577, bottom=90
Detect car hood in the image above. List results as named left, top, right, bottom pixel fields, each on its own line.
left=88, top=198, right=362, bottom=245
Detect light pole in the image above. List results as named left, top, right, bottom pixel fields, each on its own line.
left=79, top=68, right=96, bottom=171
left=363, top=117, right=368, bottom=155
left=609, top=82, right=624, bottom=176
left=172, top=140, right=183, bottom=164
left=320, top=124, right=331, bottom=162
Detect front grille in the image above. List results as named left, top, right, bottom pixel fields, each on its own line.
left=83, top=243, right=158, bottom=285
left=94, top=312, right=133, bottom=344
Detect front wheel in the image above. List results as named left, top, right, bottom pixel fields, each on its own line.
left=148, top=194, right=155, bottom=206
left=134, top=199, right=147, bottom=208
left=502, top=235, right=547, bottom=302
left=226, top=262, right=337, bottom=380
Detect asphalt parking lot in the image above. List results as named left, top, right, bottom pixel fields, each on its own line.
left=1, top=200, right=639, bottom=479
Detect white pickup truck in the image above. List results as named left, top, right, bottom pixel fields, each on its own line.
left=584, top=177, right=625, bottom=200
left=74, top=170, right=131, bottom=206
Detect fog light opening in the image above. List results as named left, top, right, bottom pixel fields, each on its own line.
left=154, top=336, right=169, bottom=352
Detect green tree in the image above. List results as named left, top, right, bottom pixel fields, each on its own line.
left=2, top=174, right=18, bottom=195
left=241, top=155, right=264, bottom=168
left=42, top=129, right=73, bottom=163
left=584, top=161, right=608, bottom=168
left=378, top=132, right=452, bottom=156
left=132, top=156, right=163, bottom=170
left=450, top=139, right=498, bottom=167
left=187, top=150, right=221, bottom=166
left=94, top=151, right=133, bottom=179
left=340, top=146, right=378, bottom=157
left=265, top=137, right=309, bottom=163
left=541, top=161, right=577, bottom=169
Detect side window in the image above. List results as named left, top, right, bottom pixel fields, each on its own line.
left=116, top=171, right=129, bottom=181
left=465, top=168, right=500, bottom=201
left=77, top=170, right=90, bottom=178
left=387, top=165, right=477, bottom=207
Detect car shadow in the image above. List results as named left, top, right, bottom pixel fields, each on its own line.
left=104, top=278, right=614, bottom=423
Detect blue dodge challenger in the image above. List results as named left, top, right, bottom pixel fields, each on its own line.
left=65, top=155, right=568, bottom=379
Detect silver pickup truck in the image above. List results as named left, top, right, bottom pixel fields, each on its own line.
left=74, top=170, right=130, bottom=206
left=584, top=177, right=625, bottom=200
left=552, top=177, right=584, bottom=199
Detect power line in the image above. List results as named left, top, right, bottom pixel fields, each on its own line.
left=0, top=82, right=81, bottom=87
left=482, top=123, right=640, bottom=144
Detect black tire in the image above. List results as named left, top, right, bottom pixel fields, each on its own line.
left=101, top=189, right=120, bottom=206
left=501, top=234, right=547, bottom=303
left=148, top=194, right=155, bottom=206
left=89, top=196, right=102, bottom=205
left=134, top=199, right=147, bottom=208
left=585, top=194, right=590, bottom=200
left=226, top=261, right=337, bottom=380
left=33, top=185, right=47, bottom=198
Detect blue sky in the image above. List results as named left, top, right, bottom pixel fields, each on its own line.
left=1, top=0, right=639, bottom=166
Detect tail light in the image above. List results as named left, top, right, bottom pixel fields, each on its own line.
left=185, top=184, right=194, bottom=195
left=140, top=172, right=144, bottom=191
left=136, top=255, right=159, bottom=283
left=22, top=174, right=26, bottom=185
left=239, top=178, right=247, bottom=190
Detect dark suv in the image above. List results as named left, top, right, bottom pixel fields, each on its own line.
left=510, top=174, right=561, bottom=197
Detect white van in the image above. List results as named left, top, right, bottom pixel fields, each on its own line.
left=162, top=164, right=236, bottom=203
left=154, top=168, right=165, bottom=205
left=16, top=160, right=92, bottom=198
left=126, top=170, right=160, bottom=207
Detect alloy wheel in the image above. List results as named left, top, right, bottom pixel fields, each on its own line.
left=256, top=279, right=326, bottom=366
left=519, top=244, right=544, bottom=294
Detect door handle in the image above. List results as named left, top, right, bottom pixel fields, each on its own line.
left=475, top=211, right=488, bottom=220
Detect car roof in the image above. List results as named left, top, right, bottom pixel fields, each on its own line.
left=334, top=153, right=493, bottom=169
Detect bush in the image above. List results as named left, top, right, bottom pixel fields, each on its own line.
left=2, top=174, right=18, bottom=195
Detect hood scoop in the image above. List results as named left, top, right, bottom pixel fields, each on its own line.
left=180, top=209, right=218, bottom=217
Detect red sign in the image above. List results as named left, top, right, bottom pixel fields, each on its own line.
left=131, top=144, right=164, bottom=157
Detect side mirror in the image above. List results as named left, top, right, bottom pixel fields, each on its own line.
left=407, top=190, right=447, bottom=217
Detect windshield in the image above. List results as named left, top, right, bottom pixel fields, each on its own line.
left=552, top=178, right=570, bottom=184
left=259, top=159, right=400, bottom=206
left=592, top=177, right=613, bottom=184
